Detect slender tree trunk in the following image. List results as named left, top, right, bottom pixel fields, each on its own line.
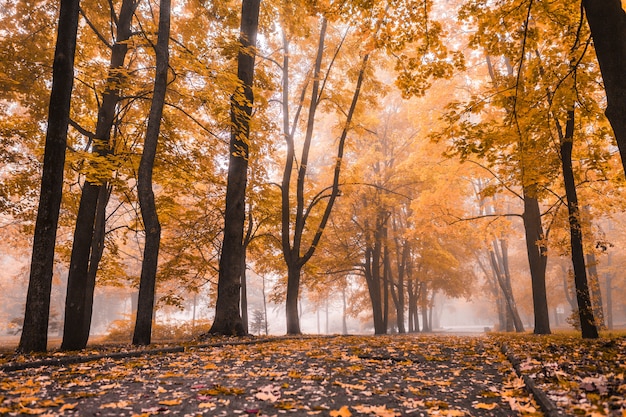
left=407, top=275, right=415, bottom=332
left=18, top=0, right=81, bottom=353
left=521, top=188, right=551, bottom=334
left=281, top=17, right=370, bottom=334
left=493, top=240, right=525, bottom=331
left=606, top=272, right=613, bottom=330
left=397, top=246, right=407, bottom=333
left=262, top=273, right=268, bottom=335
left=583, top=0, right=626, bottom=176
left=61, top=0, right=137, bottom=351
left=560, top=108, right=599, bottom=339
left=240, top=248, right=249, bottom=334
left=421, top=287, right=430, bottom=332
left=586, top=252, right=605, bottom=328
left=282, top=18, right=327, bottom=335
left=132, top=0, right=170, bottom=345
left=209, top=0, right=260, bottom=336
left=562, top=264, right=577, bottom=312
left=364, top=244, right=385, bottom=334
left=606, top=252, right=614, bottom=330
left=342, top=283, right=348, bottom=334
left=79, top=185, right=111, bottom=344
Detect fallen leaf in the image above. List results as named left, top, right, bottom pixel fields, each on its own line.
left=473, top=402, right=497, bottom=410
left=330, top=406, right=352, bottom=417
left=59, top=402, right=78, bottom=411
left=159, top=399, right=182, bottom=406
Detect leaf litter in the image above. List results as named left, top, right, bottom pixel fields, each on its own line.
left=493, top=333, right=626, bottom=417
left=0, top=335, right=545, bottom=416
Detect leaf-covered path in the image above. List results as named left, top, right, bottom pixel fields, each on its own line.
left=0, top=335, right=545, bottom=416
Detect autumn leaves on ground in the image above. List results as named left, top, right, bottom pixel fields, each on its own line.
left=1, top=333, right=625, bottom=417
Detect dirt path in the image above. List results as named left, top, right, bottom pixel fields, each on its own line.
left=0, top=335, right=546, bottom=416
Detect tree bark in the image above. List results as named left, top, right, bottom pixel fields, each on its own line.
left=489, top=242, right=524, bottom=332
left=81, top=185, right=111, bottom=341
left=62, top=0, right=137, bottom=351
left=18, top=0, right=81, bottom=353
left=560, top=108, right=598, bottom=339
left=586, top=252, right=605, bottom=328
left=364, top=230, right=385, bottom=334
left=583, top=0, right=626, bottom=176
left=132, top=0, right=170, bottom=346
left=420, top=286, right=431, bottom=332
left=209, top=0, right=260, bottom=336
left=521, top=187, right=551, bottom=334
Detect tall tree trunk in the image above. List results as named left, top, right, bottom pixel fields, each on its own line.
left=582, top=0, right=626, bottom=176
left=281, top=16, right=370, bottom=334
left=606, top=272, right=613, bottom=330
left=282, top=18, right=327, bottom=335
left=62, top=0, right=137, bottom=351
left=420, top=287, right=430, bottom=332
left=364, top=242, right=385, bottom=334
left=521, top=188, right=551, bottom=334
left=285, top=263, right=303, bottom=334
left=606, top=252, right=614, bottom=330
left=209, top=0, right=260, bottom=336
left=493, top=240, right=525, bottom=331
left=489, top=54, right=551, bottom=336
left=240, top=248, right=249, bottom=334
left=389, top=216, right=407, bottom=334
left=490, top=249, right=513, bottom=332
left=18, top=0, right=81, bottom=353
left=561, top=263, right=577, bottom=312
left=407, top=274, right=415, bottom=332
left=132, top=0, right=170, bottom=345
left=341, top=283, right=348, bottom=334
left=560, top=108, right=598, bottom=339
left=80, top=185, right=111, bottom=344
left=586, top=252, right=605, bottom=328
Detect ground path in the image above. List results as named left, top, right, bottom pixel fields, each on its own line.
left=6, top=335, right=626, bottom=417
left=1, top=333, right=621, bottom=416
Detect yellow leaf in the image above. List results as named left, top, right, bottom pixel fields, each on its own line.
left=18, top=407, right=48, bottom=415
left=330, top=406, right=352, bottom=417
left=60, top=403, right=78, bottom=411
left=198, top=402, right=216, bottom=409
left=159, top=399, right=182, bottom=406
left=39, top=400, right=61, bottom=407
left=473, top=402, right=497, bottom=410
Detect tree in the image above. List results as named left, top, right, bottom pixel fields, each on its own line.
left=279, top=6, right=373, bottom=334
left=209, top=0, right=261, bottom=336
left=583, top=0, right=626, bottom=177
left=132, top=0, right=171, bottom=345
left=18, top=0, right=81, bottom=353
left=559, top=107, right=599, bottom=339
left=61, top=0, right=139, bottom=351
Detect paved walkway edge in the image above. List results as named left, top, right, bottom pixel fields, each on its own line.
left=500, top=342, right=569, bottom=417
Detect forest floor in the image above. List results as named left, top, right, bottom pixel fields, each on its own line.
left=0, top=333, right=624, bottom=417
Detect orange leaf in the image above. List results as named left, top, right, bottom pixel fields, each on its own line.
left=330, top=406, right=352, bottom=417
